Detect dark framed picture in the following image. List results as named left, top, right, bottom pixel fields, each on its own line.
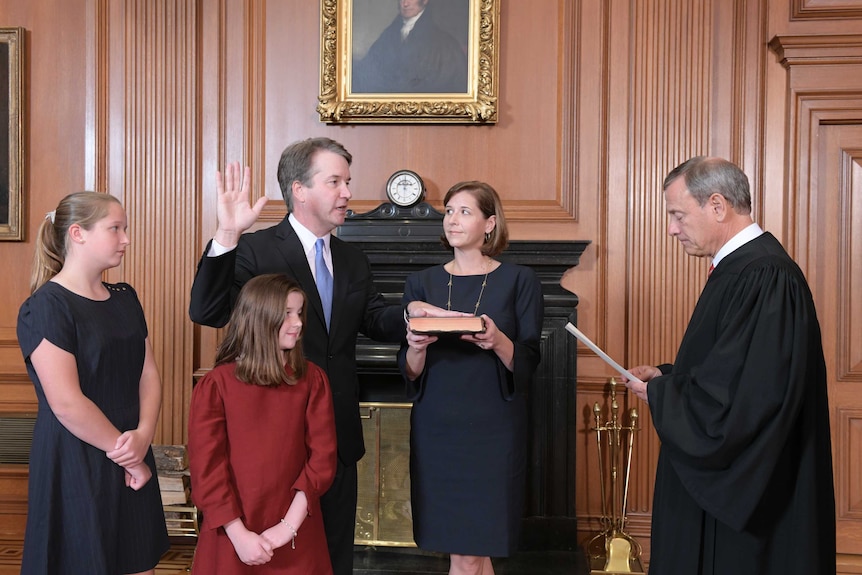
left=0, top=27, right=23, bottom=241
left=318, top=0, right=500, bottom=124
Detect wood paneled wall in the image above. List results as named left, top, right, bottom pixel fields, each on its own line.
left=1, top=0, right=862, bottom=570
left=766, top=28, right=862, bottom=569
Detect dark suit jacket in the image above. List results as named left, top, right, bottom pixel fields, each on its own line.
left=189, top=217, right=404, bottom=465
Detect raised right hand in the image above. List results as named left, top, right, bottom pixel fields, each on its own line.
left=214, top=162, right=268, bottom=248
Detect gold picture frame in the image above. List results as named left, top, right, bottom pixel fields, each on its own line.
left=318, top=0, right=500, bottom=124
left=1, top=27, right=24, bottom=241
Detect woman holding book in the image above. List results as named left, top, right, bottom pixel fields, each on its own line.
left=399, top=181, right=544, bottom=575
left=188, top=274, right=337, bottom=574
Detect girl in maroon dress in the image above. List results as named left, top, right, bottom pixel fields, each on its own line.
left=189, top=274, right=337, bottom=574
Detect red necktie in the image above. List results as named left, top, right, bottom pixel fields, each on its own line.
left=708, top=263, right=714, bottom=276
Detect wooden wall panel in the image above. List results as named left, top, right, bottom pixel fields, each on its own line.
left=791, top=0, right=862, bottom=20
left=100, top=0, right=200, bottom=444
left=807, top=118, right=862, bottom=557
left=0, top=0, right=90, bottom=414
left=767, top=31, right=862, bottom=571
left=841, top=410, right=862, bottom=518
left=0, top=466, right=27, bottom=540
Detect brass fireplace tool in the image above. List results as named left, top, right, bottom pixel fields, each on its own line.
left=586, top=378, right=644, bottom=574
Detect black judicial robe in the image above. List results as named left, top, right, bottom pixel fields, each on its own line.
left=646, top=233, right=835, bottom=575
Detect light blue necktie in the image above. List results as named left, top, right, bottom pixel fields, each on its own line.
left=314, top=239, right=333, bottom=329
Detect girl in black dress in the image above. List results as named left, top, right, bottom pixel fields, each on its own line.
left=400, top=182, right=543, bottom=575
left=17, top=192, right=169, bottom=574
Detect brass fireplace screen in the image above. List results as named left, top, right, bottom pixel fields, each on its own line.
left=355, top=402, right=414, bottom=546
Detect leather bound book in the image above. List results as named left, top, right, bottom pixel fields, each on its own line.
left=408, top=316, right=486, bottom=335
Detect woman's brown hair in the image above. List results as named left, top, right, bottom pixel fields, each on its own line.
left=215, top=274, right=308, bottom=386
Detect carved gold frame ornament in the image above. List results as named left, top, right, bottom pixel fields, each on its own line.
left=317, top=0, right=500, bottom=124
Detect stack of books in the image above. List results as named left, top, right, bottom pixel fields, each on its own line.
left=152, top=444, right=199, bottom=537
left=152, top=444, right=191, bottom=506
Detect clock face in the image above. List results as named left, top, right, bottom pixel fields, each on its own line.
left=386, top=170, right=425, bottom=207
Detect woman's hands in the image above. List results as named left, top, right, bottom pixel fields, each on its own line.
left=405, top=329, right=438, bottom=354
left=461, top=315, right=515, bottom=371
left=460, top=314, right=501, bottom=351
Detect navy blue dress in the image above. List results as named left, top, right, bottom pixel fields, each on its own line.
left=17, top=281, right=169, bottom=574
left=398, top=262, right=543, bottom=557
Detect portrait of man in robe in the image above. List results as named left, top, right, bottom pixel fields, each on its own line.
left=351, top=0, right=470, bottom=95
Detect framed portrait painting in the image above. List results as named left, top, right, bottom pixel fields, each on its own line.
left=0, top=27, right=24, bottom=241
left=318, top=0, right=500, bottom=124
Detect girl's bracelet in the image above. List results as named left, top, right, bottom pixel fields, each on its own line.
left=279, top=518, right=297, bottom=549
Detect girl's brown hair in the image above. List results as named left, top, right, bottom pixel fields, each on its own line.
left=30, top=192, right=122, bottom=294
left=440, top=181, right=509, bottom=257
left=215, top=274, right=308, bottom=386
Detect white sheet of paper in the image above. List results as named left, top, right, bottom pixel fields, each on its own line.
left=565, top=323, right=644, bottom=385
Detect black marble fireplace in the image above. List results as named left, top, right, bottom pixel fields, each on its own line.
left=339, top=203, right=589, bottom=551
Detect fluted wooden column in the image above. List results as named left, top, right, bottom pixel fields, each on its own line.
left=101, top=0, right=200, bottom=444
left=625, top=1, right=715, bottom=533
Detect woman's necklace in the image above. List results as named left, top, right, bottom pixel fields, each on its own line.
left=446, top=259, right=490, bottom=315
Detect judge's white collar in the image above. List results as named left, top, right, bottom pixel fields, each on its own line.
left=712, top=222, right=763, bottom=269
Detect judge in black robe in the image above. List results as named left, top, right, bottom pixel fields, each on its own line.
left=623, top=156, right=835, bottom=575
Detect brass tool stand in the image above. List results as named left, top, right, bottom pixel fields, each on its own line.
left=586, top=378, right=645, bottom=574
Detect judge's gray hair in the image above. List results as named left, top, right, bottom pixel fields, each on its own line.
left=663, top=156, right=752, bottom=215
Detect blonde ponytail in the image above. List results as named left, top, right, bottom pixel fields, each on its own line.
left=29, top=192, right=121, bottom=294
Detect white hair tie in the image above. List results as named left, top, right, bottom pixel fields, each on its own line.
left=45, top=211, right=56, bottom=224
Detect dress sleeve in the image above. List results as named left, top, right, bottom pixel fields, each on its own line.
left=17, top=288, right=77, bottom=358
left=188, top=370, right=243, bottom=530
left=291, top=364, right=338, bottom=512
left=648, top=261, right=822, bottom=531
left=503, top=266, right=544, bottom=399
left=120, top=283, right=149, bottom=339
left=398, top=272, right=428, bottom=401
